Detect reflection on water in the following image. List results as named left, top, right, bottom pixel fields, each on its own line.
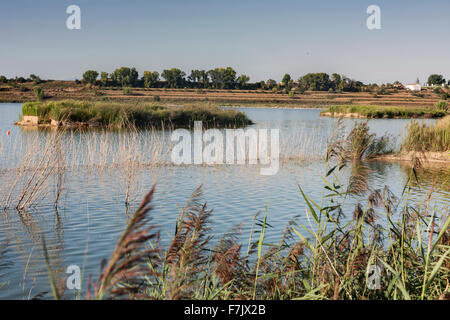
left=0, top=103, right=448, bottom=299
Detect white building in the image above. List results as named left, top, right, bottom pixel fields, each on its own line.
left=405, top=83, right=422, bottom=91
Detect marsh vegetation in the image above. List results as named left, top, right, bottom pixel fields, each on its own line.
left=19, top=100, right=252, bottom=129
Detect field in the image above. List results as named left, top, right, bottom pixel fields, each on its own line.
left=0, top=80, right=446, bottom=108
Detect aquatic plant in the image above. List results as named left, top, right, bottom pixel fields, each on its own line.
left=402, top=116, right=450, bottom=152
left=39, top=162, right=449, bottom=300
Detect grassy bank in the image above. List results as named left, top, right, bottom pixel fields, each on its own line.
left=19, top=100, right=252, bottom=128
left=321, top=105, right=447, bottom=118
left=402, top=116, right=450, bottom=152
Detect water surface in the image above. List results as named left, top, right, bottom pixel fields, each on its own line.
left=0, top=103, right=448, bottom=299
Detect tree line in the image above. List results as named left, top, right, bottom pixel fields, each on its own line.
left=1, top=69, right=449, bottom=92
left=78, top=69, right=450, bottom=92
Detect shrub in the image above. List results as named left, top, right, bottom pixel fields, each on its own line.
left=33, top=86, right=45, bottom=101
left=440, top=93, right=448, bottom=100
left=153, top=95, right=161, bottom=102
left=435, top=100, right=448, bottom=112
left=122, top=87, right=132, bottom=95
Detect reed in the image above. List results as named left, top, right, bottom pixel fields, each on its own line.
left=401, top=116, right=450, bottom=152
left=41, top=162, right=449, bottom=300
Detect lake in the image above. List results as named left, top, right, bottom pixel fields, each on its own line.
left=0, top=103, right=448, bottom=299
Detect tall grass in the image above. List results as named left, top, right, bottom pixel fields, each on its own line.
left=327, top=120, right=393, bottom=161
left=402, top=116, right=450, bottom=152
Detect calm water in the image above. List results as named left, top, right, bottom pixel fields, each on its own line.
left=0, top=103, right=448, bottom=299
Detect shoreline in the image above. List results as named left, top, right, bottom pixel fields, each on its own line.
left=372, top=151, right=450, bottom=164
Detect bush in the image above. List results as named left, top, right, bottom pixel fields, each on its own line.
left=435, top=100, right=448, bottom=112
left=440, top=93, right=448, bottom=100
left=122, top=87, right=132, bottom=95
left=33, top=86, right=45, bottom=101
left=433, top=87, right=443, bottom=95
left=153, top=95, right=161, bottom=102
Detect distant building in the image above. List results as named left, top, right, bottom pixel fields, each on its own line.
left=405, top=83, right=421, bottom=91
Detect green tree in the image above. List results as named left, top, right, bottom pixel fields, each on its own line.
left=266, top=79, right=277, bottom=90
left=189, top=70, right=204, bottom=85
left=143, top=71, right=159, bottom=88
left=100, top=72, right=109, bottom=86
left=199, top=70, right=209, bottom=88
left=237, top=74, right=250, bottom=89
left=331, top=73, right=341, bottom=88
left=29, top=74, right=42, bottom=84
left=427, top=74, right=445, bottom=86
left=161, top=68, right=186, bottom=88
left=223, top=67, right=237, bottom=89
left=208, top=68, right=224, bottom=89
left=281, top=74, right=291, bottom=88
left=208, top=67, right=237, bottom=89
left=111, top=67, right=139, bottom=87
left=299, top=73, right=331, bottom=91
left=82, top=70, right=99, bottom=85
left=0, top=75, right=7, bottom=83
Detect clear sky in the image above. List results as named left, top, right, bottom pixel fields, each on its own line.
left=1, top=0, right=449, bottom=84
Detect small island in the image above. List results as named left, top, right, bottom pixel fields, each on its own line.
left=15, top=100, right=253, bottom=129
left=320, top=105, right=448, bottom=119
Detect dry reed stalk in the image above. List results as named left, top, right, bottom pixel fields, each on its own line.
left=87, top=186, right=160, bottom=300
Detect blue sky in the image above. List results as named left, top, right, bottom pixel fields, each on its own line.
left=1, top=0, right=449, bottom=84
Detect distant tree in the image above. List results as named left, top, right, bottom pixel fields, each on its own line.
left=331, top=73, right=342, bottom=89
left=299, top=73, right=332, bottom=91
left=82, top=70, right=99, bottom=85
left=143, top=71, right=159, bottom=88
left=189, top=70, right=204, bottom=84
left=237, top=74, right=250, bottom=89
left=111, top=67, right=139, bottom=87
left=199, top=70, right=209, bottom=88
left=208, top=68, right=224, bottom=89
left=416, top=78, right=420, bottom=84
left=0, top=75, right=6, bottom=83
left=161, top=68, right=186, bottom=88
left=100, top=72, right=109, bottom=86
left=266, top=79, right=277, bottom=90
left=427, top=74, right=445, bottom=86
left=207, top=67, right=237, bottom=89
left=281, top=74, right=291, bottom=88
left=259, top=81, right=266, bottom=89
left=29, top=74, right=42, bottom=84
